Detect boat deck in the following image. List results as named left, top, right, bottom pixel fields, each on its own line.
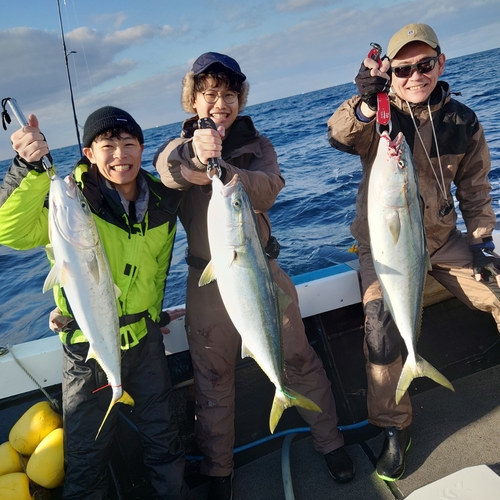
left=190, top=363, right=500, bottom=499
left=2, top=267, right=500, bottom=499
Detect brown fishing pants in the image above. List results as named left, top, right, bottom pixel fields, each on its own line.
left=358, top=228, right=500, bottom=429
left=184, top=258, right=344, bottom=477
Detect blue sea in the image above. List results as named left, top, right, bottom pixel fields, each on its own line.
left=1, top=47, right=499, bottom=346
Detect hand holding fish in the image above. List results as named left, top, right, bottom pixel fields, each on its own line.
left=10, top=114, right=49, bottom=163
left=192, top=123, right=225, bottom=166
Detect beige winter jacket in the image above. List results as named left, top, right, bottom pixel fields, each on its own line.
left=327, top=82, right=494, bottom=255
left=153, top=115, right=285, bottom=263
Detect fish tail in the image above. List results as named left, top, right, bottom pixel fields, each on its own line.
left=269, top=386, right=322, bottom=434
left=395, top=354, right=454, bottom=405
left=95, top=390, right=134, bottom=439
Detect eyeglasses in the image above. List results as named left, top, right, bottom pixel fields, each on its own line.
left=391, top=55, right=440, bottom=79
left=201, top=90, right=239, bottom=105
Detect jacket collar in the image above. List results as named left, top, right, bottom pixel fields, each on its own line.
left=75, top=157, right=149, bottom=223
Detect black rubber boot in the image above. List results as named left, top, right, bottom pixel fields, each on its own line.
left=207, top=472, right=233, bottom=500
left=324, top=446, right=355, bottom=483
left=376, top=427, right=411, bottom=481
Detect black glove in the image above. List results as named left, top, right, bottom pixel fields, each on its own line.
left=471, top=238, right=500, bottom=283
left=158, top=311, right=171, bottom=327
left=354, top=61, right=391, bottom=111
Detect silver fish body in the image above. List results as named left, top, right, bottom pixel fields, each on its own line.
left=199, top=174, right=321, bottom=432
left=367, top=132, right=454, bottom=404
left=43, top=174, right=133, bottom=436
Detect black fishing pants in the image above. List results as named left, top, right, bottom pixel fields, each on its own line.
left=61, top=325, right=188, bottom=500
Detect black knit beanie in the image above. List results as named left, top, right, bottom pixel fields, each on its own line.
left=82, top=106, right=144, bottom=147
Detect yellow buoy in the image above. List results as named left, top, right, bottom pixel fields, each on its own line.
left=0, top=472, right=34, bottom=500
left=9, top=401, right=62, bottom=456
left=0, top=441, right=24, bottom=476
left=26, top=428, right=65, bottom=489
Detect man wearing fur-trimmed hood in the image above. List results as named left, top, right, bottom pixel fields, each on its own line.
left=154, top=52, right=355, bottom=499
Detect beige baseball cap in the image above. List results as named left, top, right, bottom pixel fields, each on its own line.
left=387, top=23, right=440, bottom=59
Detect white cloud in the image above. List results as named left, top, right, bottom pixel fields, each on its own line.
left=276, top=0, right=339, bottom=13
left=1, top=0, right=500, bottom=161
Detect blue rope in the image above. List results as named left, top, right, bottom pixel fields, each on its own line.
left=186, top=420, right=369, bottom=461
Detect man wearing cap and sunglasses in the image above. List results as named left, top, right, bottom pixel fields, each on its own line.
left=154, top=52, right=355, bottom=499
left=328, top=23, right=499, bottom=482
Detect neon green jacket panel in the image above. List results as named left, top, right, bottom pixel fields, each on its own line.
left=0, top=159, right=51, bottom=249
left=0, top=157, right=180, bottom=347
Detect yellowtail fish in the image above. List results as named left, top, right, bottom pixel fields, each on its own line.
left=367, top=131, right=454, bottom=404
left=199, top=173, right=321, bottom=433
left=43, top=174, right=134, bottom=437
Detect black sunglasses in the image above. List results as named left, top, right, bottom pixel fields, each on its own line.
left=391, top=55, right=440, bottom=79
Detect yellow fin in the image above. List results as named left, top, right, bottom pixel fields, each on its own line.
left=276, top=286, right=293, bottom=320
left=85, top=345, right=99, bottom=363
left=269, top=386, right=322, bottom=434
left=59, top=262, right=69, bottom=288
left=44, top=243, right=54, bottom=261
left=241, top=342, right=255, bottom=360
left=395, top=354, right=454, bottom=405
left=96, top=390, right=134, bottom=439
left=387, top=210, right=401, bottom=245
left=199, top=261, right=217, bottom=286
left=42, top=264, right=60, bottom=293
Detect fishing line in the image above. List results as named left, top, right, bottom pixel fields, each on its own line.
left=66, top=0, right=96, bottom=100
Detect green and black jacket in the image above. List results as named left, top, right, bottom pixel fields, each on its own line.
left=0, top=155, right=182, bottom=348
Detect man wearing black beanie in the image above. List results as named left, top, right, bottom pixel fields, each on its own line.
left=0, top=107, right=191, bottom=500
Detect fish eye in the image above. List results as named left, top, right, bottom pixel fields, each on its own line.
left=233, top=198, right=241, bottom=209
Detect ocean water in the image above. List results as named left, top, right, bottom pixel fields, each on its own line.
left=1, top=47, right=499, bottom=345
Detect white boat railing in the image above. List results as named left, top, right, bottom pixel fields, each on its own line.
left=3, top=227, right=500, bottom=401
left=0, top=259, right=363, bottom=400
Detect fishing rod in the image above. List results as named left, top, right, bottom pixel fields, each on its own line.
left=1, top=97, right=55, bottom=177
left=56, top=0, right=82, bottom=156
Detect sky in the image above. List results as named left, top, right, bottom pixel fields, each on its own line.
left=0, top=0, right=499, bottom=161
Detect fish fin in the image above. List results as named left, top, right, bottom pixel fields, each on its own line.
left=241, top=342, right=254, bottom=360
left=95, top=390, right=135, bottom=439
left=269, top=386, right=322, bottom=434
left=59, top=262, right=70, bottom=287
left=395, top=354, right=454, bottom=404
left=387, top=211, right=401, bottom=245
left=114, top=284, right=122, bottom=299
left=199, top=261, right=217, bottom=286
left=44, top=244, right=54, bottom=261
left=42, top=264, right=61, bottom=293
left=87, top=254, right=101, bottom=284
left=85, top=345, right=99, bottom=363
left=276, top=286, right=293, bottom=319
left=426, top=252, right=432, bottom=273
left=118, top=390, right=134, bottom=407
